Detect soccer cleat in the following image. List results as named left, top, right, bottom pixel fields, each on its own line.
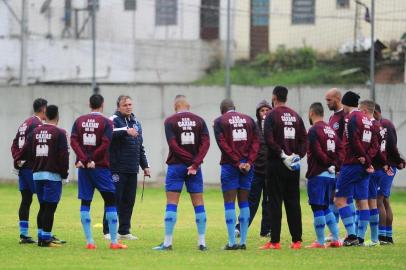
left=379, top=240, right=389, bottom=245
left=110, top=243, right=128, bottom=249
left=328, top=240, right=342, bottom=248
left=305, top=241, right=326, bottom=249
left=51, top=235, right=66, bottom=244
left=103, top=234, right=111, bottom=240
left=234, top=229, right=240, bottom=238
left=223, top=244, right=239, bottom=250
left=118, top=233, right=138, bottom=240
left=86, top=243, right=97, bottom=249
left=364, top=240, right=380, bottom=247
left=40, top=240, right=61, bottom=248
left=343, top=235, right=359, bottom=247
left=259, top=242, right=273, bottom=250
left=239, top=244, right=247, bottom=250
left=290, top=241, right=302, bottom=249
left=198, top=245, right=208, bottom=251
left=153, top=243, right=172, bottom=251
left=261, top=242, right=281, bottom=250
left=386, top=237, right=394, bottom=244
left=19, top=235, right=36, bottom=244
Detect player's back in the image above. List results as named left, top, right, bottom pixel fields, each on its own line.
left=328, top=109, right=346, bottom=140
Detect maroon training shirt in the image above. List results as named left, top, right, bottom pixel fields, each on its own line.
left=328, top=109, right=346, bottom=140
left=380, top=118, right=405, bottom=167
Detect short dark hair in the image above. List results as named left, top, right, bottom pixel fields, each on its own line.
left=33, top=98, right=48, bottom=113
left=45, top=105, right=59, bottom=120
left=359, top=100, right=375, bottom=114
left=309, top=102, right=324, bottom=117
left=374, top=103, right=381, bottom=114
left=89, top=94, right=104, bottom=109
left=273, top=86, right=288, bottom=102
left=116, top=95, right=131, bottom=108
left=220, top=98, right=235, bottom=114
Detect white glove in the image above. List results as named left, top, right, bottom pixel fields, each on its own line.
left=328, top=166, right=336, bottom=174
left=281, top=151, right=301, bottom=171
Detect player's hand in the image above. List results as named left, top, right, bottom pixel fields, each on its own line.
left=328, top=165, right=336, bottom=174
left=243, top=163, right=251, bottom=173
left=366, top=165, right=375, bottom=174
left=238, top=163, right=246, bottom=173
left=87, top=161, right=96, bottom=169
left=358, top=157, right=366, bottom=165
left=75, top=161, right=85, bottom=168
left=127, top=128, right=138, bottom=137
left=144, top=168, right=151, bottom=177
left=187, top=166, right=197, bottom=176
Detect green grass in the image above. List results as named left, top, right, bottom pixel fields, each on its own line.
left=1, top=183, right=406, bottom=270
left=196, top=65, right=368, bottom=86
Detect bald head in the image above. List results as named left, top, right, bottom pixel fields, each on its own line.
left=174, top=94, right=190, bottom=112
left=220, top=98, right=235, bottom=114
left=325, top=88, right=342, bottom=111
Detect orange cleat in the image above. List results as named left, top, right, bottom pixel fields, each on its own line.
left=86, top=243, right=96, bottom=249
left=260, top=242, right=281, bottom=250
left=290, top=241, right=302, bottom=249
left=328, top=240, right=342, bottom=248
left=110, top=242, right=128, bottom=249
left=305, top=241, right=326, bottom=249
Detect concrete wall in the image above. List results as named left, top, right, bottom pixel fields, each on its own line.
left=1, top=84, right=406, bottom=187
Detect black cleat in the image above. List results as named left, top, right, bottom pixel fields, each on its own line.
left=386, top=237, right=394, bottom=244
left=343, top=235, right=359, bottom=247
left=198, top=245, right=208, bottom=251
left=19, top=235, right=36, bottom=244
left=239, top=244, right=247, bottom=250
left=223, top=244, right=239, bottom=250
left=39, top=240, right=61, bottom=248
left=51, top=235, right=66, bottom=244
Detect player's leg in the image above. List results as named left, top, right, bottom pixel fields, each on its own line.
left=78, top=168, right=96, bottom=248
left=367, top=171, right=380, bottom=245
left=324, top=178, right=340, bottom=247
left=237, top=167, right=254, bottom=249
left=103, top=173, right=120, bottom=239
left=39, top=181, right=62, bottom=247
left=260, top=183, right=272, bottom=237
left=35, top=180, right=44, bottom=246
left=307, top=176, right=327, bottom=247
left=380, top=167, right=396, bottom=244
left=354, top=175, right=370, bottom=245
left=18, top=169, right=35, bottom=243
left=384, top=197, right=394, bottom=244
left=377, top=195, right=387, bottom=243
left=284, top=169, right=302, bottom=249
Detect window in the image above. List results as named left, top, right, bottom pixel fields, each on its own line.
left=124, top=0, right=136, bottom=11
left=87, top=0, right=99, bottom=10
left=156, top=0, right=177, bottom=26
left=200, top=0, right=219, bottom=40
left=337, top=0, right=350, bottom=9
left=251, top=0, right=269, bottom=26
left=292, top=0, right=315, bottom=25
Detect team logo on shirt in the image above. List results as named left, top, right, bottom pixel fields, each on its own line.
left=380, top=140, right=386, bottom=153
left=35, top=130, right=52, bottom=157
left=18, top=137, right=25, bottom=149
left=333, top=122, right=339, bottom=130
left=281, top=113, right=296, bottom=139
left=178, top=117, right=196, bottom=145
left=327, top=139, right=336, bottom=152
left=232, top=129, right=247, bottom=141
left=178, top=118, right=196, bottom=131
left=362, top=130, right=372, bottom=143
left=284, top=127, right=295, bottom=139
left=82, top=119, right=99, bottom=132
left=36, top=145, right=49, bottom=157
left=83, top=133, right=97, bottom=146
left=181, top=132, right=195, bottom=145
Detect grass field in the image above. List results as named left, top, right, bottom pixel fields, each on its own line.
left=1, top=183, right=406, bottom=270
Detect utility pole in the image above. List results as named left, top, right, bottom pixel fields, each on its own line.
left=20, top=0, right=28, bottom=86
left=353, top=2, right=359, bottom=52
left=370, top=0, right=375, bottom=101
left=225, top=0, right=231, bottom=99
left=91, top=0, right=97, bottom=93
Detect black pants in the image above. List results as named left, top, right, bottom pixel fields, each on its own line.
left=269, top=160, right=302, bottom=243
left=103, top=173, right=138, bottom=235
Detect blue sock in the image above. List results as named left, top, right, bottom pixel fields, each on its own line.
left=80, top=206, right=94, bottom=244
left=194, top=205, right=207, bottom=246
left=105, top=206, right=118, bottom=244
left=164, top=204, right=177, bottom=246
left=357, top=209, right=370, bottom=241
left=313, top=210, right=326, bottom=245
left=42, top=231, right=52, bottom=241
left=37, top=229, right=43, bottom=241
left=19, top=221, right=29, bottom=237
left=224, top=202, right=236, bottom=246
left=387, top=226, right=393, bottom=238
left=354, top=210, right=360, bottom=236
left=238, top=202, right=250, bottom=245
left=379, top=225, right=386, bottom=238
left=347, top=198, right=356, bottom=223
left=338, top=206, right=356, bottom=236
left=329, top=203, right=339, bottom=223
left=324, top=209, right=339, bottom=241
left=369, top=208, right=379, bottom=243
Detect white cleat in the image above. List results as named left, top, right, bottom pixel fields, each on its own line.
left=119, top=233, right=139, bottom=240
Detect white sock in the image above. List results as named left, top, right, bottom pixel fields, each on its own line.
left=164, top=235, right=173, bottom=247
left=198, top=234, right=206, bottom=246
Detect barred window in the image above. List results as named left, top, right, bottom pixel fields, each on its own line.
left=337, top=0, right=350, bottom=9
left=292, top=0, right=315, bottom=25
left=252, top=0, right=269, bottom=26
left=156, top=0, right=177, bottom=26
left=124, top=0, right=136, bottom=11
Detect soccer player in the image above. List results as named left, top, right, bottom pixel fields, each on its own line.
left=334, top=91, right=375, bottom=246
left=11, top=98, right=47, bottom=244
left=305, top=102, right=342, bottom=248
left=17, top=105, right=69, bottom=247
left=71, top=94, right=127, bottom=250
left=214, top=99, right=259, bottom=250
left=153, top=95, right=210, bottom=251
left=374, top=104, right=405, bottom=244
left=359, top=100, right=385, bottom=246
left=261, top=86, right=307, bottom=250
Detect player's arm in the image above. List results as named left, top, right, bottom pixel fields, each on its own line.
left=57, top=131, right=69, bottom=179
left=213, top=119, right=241, bottom=167
left=164, top=120, right=194, bottom=162
left=247, top=119, right=260, bottom=166
left=70, top=121, right=90, bottom=165
left=347, top=116, right=370, bottom=167
left=264, top=112, right=282, bottom=157
left=335, top=136, right=344, bottom=170
left=93, top=119, right=113, bottom=162
left=308, top=128, right=333, bottom=167
left=136, top=123, right=150, bottom=170
left=15, top=131, right=34, bottom=165
left=296, top=116, right=308, bottom=158
left=191, top=120, right=210, bottom=170
left=367, top=125, right=380, bottom=161
left=386, top=123, right=405, bottom=167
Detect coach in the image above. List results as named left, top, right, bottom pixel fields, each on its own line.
left=103, top=95, right=150, bottom=240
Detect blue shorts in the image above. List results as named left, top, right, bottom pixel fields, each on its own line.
left=221, top=164, right=254, bottom=192
left=307, top=175, right=335, bottom=206
left=336, top=164, right=369, bottom=200
left=78, top=168, right=115, bottom=201
left=35, top=180, right=62, bottom=203
left=369, top=169, right=387, bottom=199
left=18, top=168, right=35, bottom=193
left=165, top=164, right=203, bottom=193
left=378, top=167, right=397, bottom=198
